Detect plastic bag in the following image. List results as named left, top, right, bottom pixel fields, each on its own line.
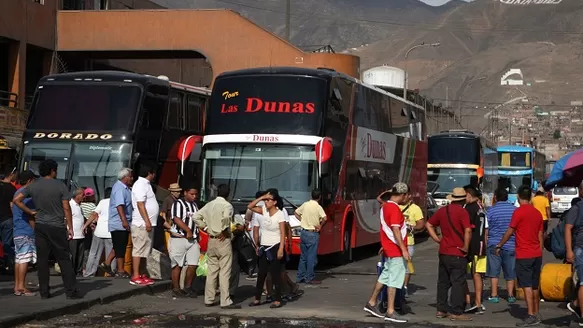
left=196, top=254, right=208, bottom=277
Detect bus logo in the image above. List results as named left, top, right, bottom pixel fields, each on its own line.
left=220, top=98, right=316, bottom=114
left=222, top=91, right=239, bottom=99
left=361, top=133, right=387, bottom=160
left=33, top=132, right=113, bottom=140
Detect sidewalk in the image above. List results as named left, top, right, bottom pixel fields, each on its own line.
left=0, top=272, right=170, bottom=328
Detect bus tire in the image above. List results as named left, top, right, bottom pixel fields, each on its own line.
left=336, top=215, right=353, bottom=265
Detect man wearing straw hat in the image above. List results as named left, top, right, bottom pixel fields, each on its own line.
left=161, top=183, right=183, bottom=252
left=426, top=187, right=473, bottom=321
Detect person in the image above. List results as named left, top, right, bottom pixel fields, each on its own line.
left=485, top=188, right=517, bottom=304
left=531, top=187, right=551, bottom=234
left=13, top=159, right=80, bottom=299
left=295, top=189, right=327, bottom=285
left=12, top=170, right=37, bottom=296
left=100, top=168, right=133, bottom=278
left=69, top=188, right=86, bottom=276
left=83, top=188, right=116, bottom=277
left=161, top=183, right=183, bottom=252
left=463, top=185, right=488, bottom=314
left=80, top=188, right=97, bottom=269
left=130, top=161, right=159, bottom=286
left=169, top=186, right=200, bottom=298
left=565, top=182, right=583, bottom=323
left=248, top=190, right=287, bottom=309
left=0, top=166, right=17, bottom=272
left=243, top=191, right=263, bottom=280
left=193, top=184, right=240, bottom=309
left=363, top=182, right=410, bottom=323
left=425, top=187, right=472, bottom=321
left=495, top=185, right=544, bottom=327
left=230, top=210, right=247, bottom=299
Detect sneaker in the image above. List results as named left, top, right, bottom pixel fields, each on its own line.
left=508, top=296, right=517, bottom=304
left=363, top=302, right=384, bottom=318
left=464, top=303, right=479, bottom=313
left=488, top=296, right=500, bottom=303
left=516, top=315, right=541, bottom=327
left=568, top=301, right=582, bottom=319
left=140, top=275, right=155, bottom=285
left=475, top=304, right=486, bottom=315
left=384, top=312, right=408, bottom=323
left=129, top=276, right=148, bottom=286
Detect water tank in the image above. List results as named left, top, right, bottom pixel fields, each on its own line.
left=362, top=66, right=405, bottom=89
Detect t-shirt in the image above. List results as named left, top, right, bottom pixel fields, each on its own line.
left=0, top=181, right=16, bottom=221
left=464, top=201, right=489, bottom=257
left=531, top=195, right=550, bottom=221
left=80, top=202, right=96, bottom=219
left=428, top=204, right=471, bottom=257
left=161, top=195, right=177, bottom=221
left=399, top=202, right=424, bottom=246
left=70, top=199, right=85, bottom=240
left=509, top=204, right=543, bottom=259
left=109, top=180, right=133, bottom=232
left=12, top=188, right=34, bottom=238
left=486, top=201, right=516, bottom=251
left=131, top=177, right=160, bottom=227
left=295, top=200, right=326, bottom=230
left=380, top=201, right=407, bottom=258
left=258, top=207, right=286, bottom=246
left=20, top=178, right=69, bottom=228
left=93, top=198, right=111, bottom=239
left=565, top=202, right=583, bottom=249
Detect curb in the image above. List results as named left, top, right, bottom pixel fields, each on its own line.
left=0, top=281, right=172, bottom=328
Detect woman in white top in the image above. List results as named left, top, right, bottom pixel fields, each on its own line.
left=247, top=190, right=286, bottom=308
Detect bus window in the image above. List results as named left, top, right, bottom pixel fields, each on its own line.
left=167, top=91, right=184, bottom=130
left=141, top=84, right=168, bottom=130
left=186, top=95, right=203, bottom=134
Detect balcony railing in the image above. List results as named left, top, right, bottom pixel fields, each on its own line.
left=0, top=91, right=18, bottom=108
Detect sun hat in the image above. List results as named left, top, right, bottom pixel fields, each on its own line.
left=168, top=183, right=182, bottom=192
left=446, top=187, right=467, bottom=202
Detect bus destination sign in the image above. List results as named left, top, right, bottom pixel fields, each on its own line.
left=32, top=132, right=113, bottom=140
left=221, top=97, right=316, bottom=114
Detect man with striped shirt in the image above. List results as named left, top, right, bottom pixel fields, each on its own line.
left=169, top=186, right=200, bottom=298
left=486, top=188, right=517, bottom=304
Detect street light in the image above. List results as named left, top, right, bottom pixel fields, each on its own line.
left=458, top=76, right=487, bottom=127
left=403, top=41, right=440, bottom=101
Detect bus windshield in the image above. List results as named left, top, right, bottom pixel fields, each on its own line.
left=498, top=174, right=531, bottom=194
left=498, top=152, right=531, bottom=168
left=20, top=141, right=132, bottom=201
left=203, top=144, right=318, bottom=206
left=427, top=168, right=478, bottom=197
left=29, top=84, right=141, bottom=131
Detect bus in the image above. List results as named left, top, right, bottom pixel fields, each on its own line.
left=545, top=159, right=556, bottom=179
left=497, top=145, right=546, bottom=203
left=199, top=67, right=428, bottom=261
left=427, top=130, right=498, bottom=207
left=18, top=71, right=210, bottom=201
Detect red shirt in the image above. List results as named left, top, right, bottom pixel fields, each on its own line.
left=380, top=201, right=407, bottom=258
left=428, top=204, right=471, bottom=257
left=509, top=204, right=543, bottom=259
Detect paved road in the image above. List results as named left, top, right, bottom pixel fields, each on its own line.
left=13, top=219, right=578, bottom=328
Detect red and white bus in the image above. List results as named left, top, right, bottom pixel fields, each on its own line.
left=201, top=67, right=427, bottom=261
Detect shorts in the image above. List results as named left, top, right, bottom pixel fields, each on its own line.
left=14, top=235, right=37, bottom=264
left=406, top=246, right=415, bottom=274
left=516, top=257, right=542, bottom=289
left=486, top=245, right=516, bottom=280
left=169, top=237, right=200, bottom=268
left=378, top=257, right=406, bottom=289
left=131, top=225, right=154, bottom=258
left=573, top=247, right=583, bottom=286
left=110, top=230, right=130, bottom=259
left=467, top=255, right=487, bottom=274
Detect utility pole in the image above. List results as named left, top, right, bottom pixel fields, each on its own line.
left=285, top=0, right=291, bottom=41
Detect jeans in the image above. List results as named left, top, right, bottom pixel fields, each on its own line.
left=296, top=230, right=319, bottom=282
left=437, top=254, right=468, bottom=315
left=84, top=237, right=116, bottom=277
left=255, top=245, right=284, bottom=302
left=35, top=224, right=77, bottom=297
left=0, top=219, right=14, bottom=268
left=486, top=245, right=516, bottom=280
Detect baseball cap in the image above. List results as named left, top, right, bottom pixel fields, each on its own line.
left=84, top=187, right=95, bottom=197
left=389, top=182, right=409, bottom=195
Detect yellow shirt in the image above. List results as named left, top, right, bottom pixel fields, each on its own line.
left=399, top=202, right=424, bottom=245
left=531, top=195, right=550, bottom=220
left=295, top=200, right=326, bottom=230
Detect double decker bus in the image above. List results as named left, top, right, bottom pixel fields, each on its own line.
left=497, top=145, right=546, bottom=203
left=427, top=130, right=498, bottom=207
left=19, top=71, right=210, bottom=201
left=199, top=67, right=428, bottom=261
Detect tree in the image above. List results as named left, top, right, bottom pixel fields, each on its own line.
left=553, top=130, right=561, bottom=139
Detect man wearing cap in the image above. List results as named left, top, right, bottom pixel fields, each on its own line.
left=12, top=170, right=37, bottom=295
left=363, top=182, right=410, bottom=323
left=161, top=183, right=183, bottom=252
left=426, top=187, right=472, bottom=321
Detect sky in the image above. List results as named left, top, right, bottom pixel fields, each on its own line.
left=420, top=0, right=472, bottom=6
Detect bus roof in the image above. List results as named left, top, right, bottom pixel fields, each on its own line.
left=497, top=145, right=534, bottom=153
left=428, top=131, right=478, bottom=139
left=216, top=66, right=425, bottom=111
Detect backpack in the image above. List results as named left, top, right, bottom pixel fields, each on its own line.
left=545, top=204, right=581, bottom=259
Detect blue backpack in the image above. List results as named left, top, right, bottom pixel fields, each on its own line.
left=546, top=204, right=581, bottom=259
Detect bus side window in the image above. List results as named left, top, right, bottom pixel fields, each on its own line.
left=141, top=85, right=168, bottom=130
left=186, top=95, right=203, bottom=134
left=167, top=90, right=184, bottom=130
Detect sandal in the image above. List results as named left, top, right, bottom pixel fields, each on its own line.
left=436, top=312, right=449, bottom=319
left=249, top=300, right=262, bottom=307
left=270, top=302, right=283, bottom=309
left=14, top=290, right=36, bottom=296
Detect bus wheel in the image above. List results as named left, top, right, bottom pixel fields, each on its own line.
left=336, top=216, right=353, bottom=265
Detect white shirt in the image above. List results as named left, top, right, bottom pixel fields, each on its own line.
left=93, top=198, right=111, bottom=239
left=70, top=199, right=85, bottom=240
left=131, top=177, right=160, bottom=227
left=257, top=207, right=286, bottom=246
